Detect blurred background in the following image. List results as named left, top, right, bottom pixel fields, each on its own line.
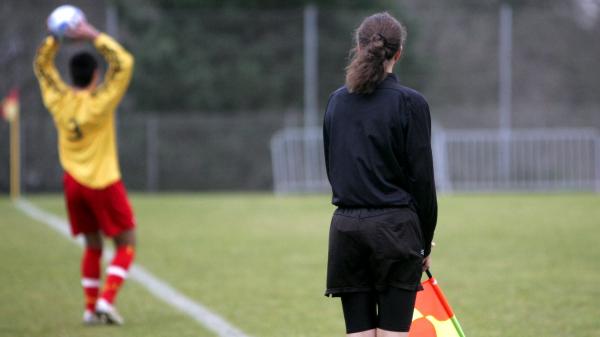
left=2, top=2, right=600, bottom=337
left=1, top=0, right=599, bottom=193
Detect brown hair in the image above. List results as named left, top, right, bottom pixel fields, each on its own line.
left=345, top=12, right=407, bottom=94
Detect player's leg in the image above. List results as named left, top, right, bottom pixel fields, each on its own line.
left=99, top=229, right=136, bottom=306
left=376, top=331, right=408, bottom=337
left=95, top=229, right=135, bottom=325
left=81, top=231, right=103, bottom=324
left=341, top=292, right=377, bottom=337
left=94, top=180, right=136, bottom=325
left=376, top=287, right=417, bottom=337
left=349, top=331, right=377, bottom=337
left=63, top=172, right=103, bottom=324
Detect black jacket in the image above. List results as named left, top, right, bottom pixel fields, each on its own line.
left=323, top=73, right=438, bottom=256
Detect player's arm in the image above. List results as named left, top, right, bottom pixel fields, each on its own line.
left=33, top=35, right=68, bottom=110
left=405, top=93, right=438, bottom=258
left=68, top=21, right=134, bottom=111
left=91, top=30, right=134, bottom=110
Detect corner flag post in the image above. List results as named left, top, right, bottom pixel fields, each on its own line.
left=2, top=89, right=21, bottom=200
left=10, top=106, right=20, bottom=200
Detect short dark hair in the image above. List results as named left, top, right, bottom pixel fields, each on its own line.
left=69, top=52, right=98, bottom=88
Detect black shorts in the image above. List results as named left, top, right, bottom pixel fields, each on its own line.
left=325, top=207, right=424, bottom=297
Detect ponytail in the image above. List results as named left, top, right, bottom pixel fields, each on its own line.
left=345, top=13, right=406, bottom=95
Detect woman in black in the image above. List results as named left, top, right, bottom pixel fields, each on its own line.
left=323, top=12, right=437, bottom=337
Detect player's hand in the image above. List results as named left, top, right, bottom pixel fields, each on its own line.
left=422, top=241, right=435, bottom=272
left=422, top=255, right=431, bottom=272
left=65, top=20, right=100, bottom=41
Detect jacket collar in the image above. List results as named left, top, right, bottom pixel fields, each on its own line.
left=384, top=72, right=399, bottom=83
left=378, top=73, right=400, bottom=90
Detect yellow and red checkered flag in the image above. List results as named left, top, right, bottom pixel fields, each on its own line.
left=409, top=270, right=466, bottom=337
left=1, top=88, right=20, bottom=122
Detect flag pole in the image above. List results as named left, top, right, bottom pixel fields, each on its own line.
left=425, top=269, right=467, bottom=337
left=10, top=108, right=20, bottom=200
left=5, top=89, right=22, bottom=201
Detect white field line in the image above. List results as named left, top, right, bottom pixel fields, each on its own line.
left=14, top=198, right=251, bottom=337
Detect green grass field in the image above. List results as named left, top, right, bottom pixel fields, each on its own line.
left=1, top=193, right=599, bottom=337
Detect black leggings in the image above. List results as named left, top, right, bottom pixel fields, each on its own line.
left=341, top=288, right=417, bottom=333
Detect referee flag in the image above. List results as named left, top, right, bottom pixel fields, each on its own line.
left=409, top=270, right=466, bottom=337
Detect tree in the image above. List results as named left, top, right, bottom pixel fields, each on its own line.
left=114, top=0, right=426, bottom=113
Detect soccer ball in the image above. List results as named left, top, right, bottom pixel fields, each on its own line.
left=47, top=5, right=86, bottom=38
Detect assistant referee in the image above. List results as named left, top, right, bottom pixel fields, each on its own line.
left=323, top=12, right=437, bottom=337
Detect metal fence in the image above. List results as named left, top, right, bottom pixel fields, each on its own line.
left=0, top=114, right=287, bottom=193
left=271, top=127, right=328, bottom=194
left=439, top=128, right=600, bottom=192
left=2, top=3, right=600, bottom=193
left=270, top=127, right=600, bottom=194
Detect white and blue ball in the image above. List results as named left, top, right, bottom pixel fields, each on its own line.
left=47, top=5, right=86, bottom=38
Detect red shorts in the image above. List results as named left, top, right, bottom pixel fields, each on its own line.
left=63, top=172, right=136, bottom=237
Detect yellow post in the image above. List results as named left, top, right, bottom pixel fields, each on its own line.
left=10, top=111, right=20, bottom=200
left=4, top=89, right=21, bottom=200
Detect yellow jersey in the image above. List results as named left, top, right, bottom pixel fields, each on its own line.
left=34, top=34, right=134, bottom=189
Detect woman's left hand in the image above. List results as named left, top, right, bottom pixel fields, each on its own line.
left=422, top=255, right=431, bottom=272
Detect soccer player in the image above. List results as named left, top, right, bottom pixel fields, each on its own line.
left=33, top=19, right=135, bottom=325
left=323, top=13, right=437, bottom=337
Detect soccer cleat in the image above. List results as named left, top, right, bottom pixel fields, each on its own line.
left=82, top=309, right=101, bottom=325
left=95, top=298, right=124, bottom=325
